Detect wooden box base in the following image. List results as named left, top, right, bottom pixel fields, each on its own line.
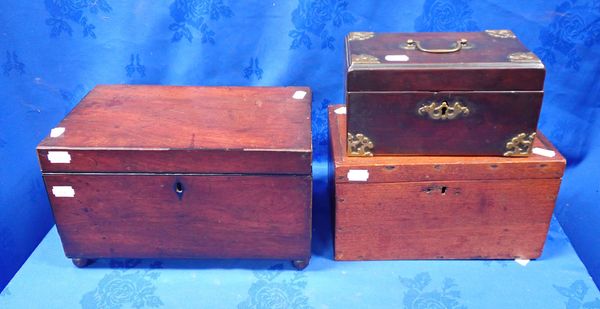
left=329, top=105, right=565, bottom=260
left=44, top=174, right=312, bottom=269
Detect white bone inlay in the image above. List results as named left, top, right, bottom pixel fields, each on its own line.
left=385, top=54, right=410, bottom=62
left=532, top=147, right=556, bottom=158
left=347, top=169, right=369, bottom=181
left=292, top=90, right=307, bottom=100
left=52, top=186, right=75, bottom=198
left=50, top=127, right=65, bottom=138
left=334, top=106, right=347, bottom=114
left=48, top=151, right=71, bottom=164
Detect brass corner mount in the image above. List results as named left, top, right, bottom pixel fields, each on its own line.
left=485, top=30, right=516, bottom=39
left=508, top=52, right=541, bottom=63
left=351, top=54, right=380, bottom=64
left=503, top=132, right=536, bottom=156
left=348, top=32, right=375, bottom=41
left=347, top=132, right=374, bottom=157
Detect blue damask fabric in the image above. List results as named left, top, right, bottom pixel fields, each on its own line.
left=1, top=0, right=600, bottom=296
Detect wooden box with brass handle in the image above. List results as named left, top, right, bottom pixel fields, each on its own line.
left=345, top=30, right=545, bottom=156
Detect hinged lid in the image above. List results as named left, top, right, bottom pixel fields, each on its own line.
left=329, top=105, right=565, bottom=184
left=38, top=85, right=312, bottom=175
left=346, top=30, right=545, bottom=92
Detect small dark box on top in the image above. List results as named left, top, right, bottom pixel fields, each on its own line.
left=345, top=30, right=545, bottom=157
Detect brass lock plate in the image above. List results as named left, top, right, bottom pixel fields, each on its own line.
left=418, top=100, right=470, bottom=120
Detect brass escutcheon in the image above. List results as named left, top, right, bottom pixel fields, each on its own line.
left=418, top=101, right=470, bottom=120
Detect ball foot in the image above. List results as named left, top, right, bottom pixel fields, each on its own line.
left=292, top=259, right=309, bottom=270
left=72, top=258, right=93, bottom=268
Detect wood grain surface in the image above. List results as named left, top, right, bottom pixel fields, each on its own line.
left=44, top=174, right=312, bottom=261
left=347, top=91, right=543, bottom=156
left=330, top=105, right=565, bottom=183
left=38, top=85, right=312, bottom=174
left=329, top=105, right=565, bottom=260
left=346, top=31, right=545, bottom=92
left=334, top=179, right=560, bottom=260
left=345, top=32, right=545, bottom=156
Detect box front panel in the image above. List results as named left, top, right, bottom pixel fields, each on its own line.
left=347, top=91, right=542, bottom=156
left=37, top=148, right=312, bottom=175
left=335, top=178, right=559, bottom=260
left=44, top=174, right=311, bottom=260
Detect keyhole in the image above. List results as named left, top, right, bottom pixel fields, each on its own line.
left=440, top=103, right=448, bottom=115
left=174, top=181, right=184, bottom=195
left=441, top=186, right=447, bottom=195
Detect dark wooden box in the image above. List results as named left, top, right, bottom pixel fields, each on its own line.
left=345, top=30, right=545, bottom=157
left=329, top=105, right=565, bottom=260
left=37, top=85, right=313, bottom=270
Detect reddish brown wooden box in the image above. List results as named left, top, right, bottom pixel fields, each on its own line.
left=329, top=105, right=565, bottom=260
left=37, top=85, right=313, bottom=270
left=345, top=30, right=545, bottom=157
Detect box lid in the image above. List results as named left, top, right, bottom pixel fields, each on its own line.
left=38, top=85, right=312, bottom=175
left=329, top=105, right=565, bottom=183
left=345, top=30, right=545, bottom=92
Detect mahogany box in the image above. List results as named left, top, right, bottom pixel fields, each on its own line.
left=37, top=85, right=313, bottom=270
left=345, top=30, right=545, bottom=157
left=329, top=105, right=565, bottom=260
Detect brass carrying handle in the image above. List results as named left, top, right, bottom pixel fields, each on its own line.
left=405, top=38, right=469, bottom=54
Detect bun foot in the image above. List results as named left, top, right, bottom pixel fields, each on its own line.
left=292, top=259, right=309, bottom=270
left=72, top=258, right=93, bottom=268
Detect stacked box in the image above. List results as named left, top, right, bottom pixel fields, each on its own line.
left=335, top=30, right=564, bottom=260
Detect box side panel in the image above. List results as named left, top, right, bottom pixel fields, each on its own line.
left=43, top=174, right=311, bottom=260
left=328, top=105, right=346, bottom=165
left=347, top=91, right=543, bottom=156
left=334, top=178, right=560, bottom=260
left=347, top=68, right=545, bottom=92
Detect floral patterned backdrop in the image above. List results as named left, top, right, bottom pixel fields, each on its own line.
left=1, top=0, right=600, bottom=297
